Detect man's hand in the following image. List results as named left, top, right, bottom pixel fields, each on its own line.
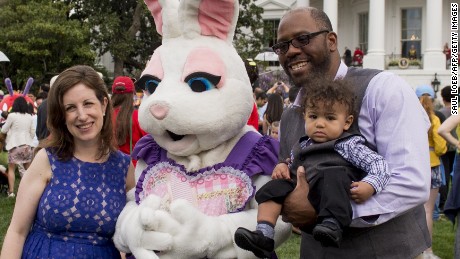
left=281, top=166, right=317, bottom=228
left=271, top=162, right=290, bottom=180
left=350, top=181, right=375, bottom=203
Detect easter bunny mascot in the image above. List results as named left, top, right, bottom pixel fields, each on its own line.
left=113, top=0, right=291, bottom=258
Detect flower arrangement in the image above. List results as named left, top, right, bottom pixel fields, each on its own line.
left=388, top=60, right=399, bottom=67
left=409, top=59, right=421, bottom=67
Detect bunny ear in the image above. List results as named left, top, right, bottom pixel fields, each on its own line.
left=23, top=77, right=33, bottom=96
left=5, top=78, right=13, bottom=96
left=179, top=0, right=239, bottom=43
left=144, top=0, right=181, bottom=39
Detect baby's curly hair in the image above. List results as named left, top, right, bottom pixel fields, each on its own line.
left=301, top=78, right=356, bottom=116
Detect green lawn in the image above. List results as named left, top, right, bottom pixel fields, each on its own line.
left=0, top=184, right=456, bottom=258
left=275, top=217, right=456, bottom=258
left=0, top=195, right=15, bottom=247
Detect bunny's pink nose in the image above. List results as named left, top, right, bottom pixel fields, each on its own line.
left=150, top=103, right=169, bottom=120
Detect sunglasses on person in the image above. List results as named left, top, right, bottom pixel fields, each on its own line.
left=272, top=30, right=330, bottom=55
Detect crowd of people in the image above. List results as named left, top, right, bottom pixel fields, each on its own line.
left=0, top=5, right=457, bottom=259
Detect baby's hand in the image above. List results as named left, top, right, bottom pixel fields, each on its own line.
left=350, top=181, right=375, bottom=203
left=271, top=161, right=291, bottom=180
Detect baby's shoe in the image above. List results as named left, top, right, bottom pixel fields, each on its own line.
left=234, top=227, right=274, bottom=258
left=312, top=217, right=343, bottom=247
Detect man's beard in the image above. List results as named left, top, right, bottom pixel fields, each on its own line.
left=285, top=49, right=331, bottom=88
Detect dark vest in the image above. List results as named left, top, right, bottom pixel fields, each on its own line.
left=290, top=132, right=364, bottom=182
left=278, top=67, right=381, bottom=161
left=290, top=132, right=364, bottom=228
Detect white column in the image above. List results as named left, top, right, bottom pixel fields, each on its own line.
left=323, top=0, right=338, bottom=33
left=363, top=0, right=385, bottom=70
left=423, top=0, right=445, bottom=71
left=296, top=0, right=309, bottom=7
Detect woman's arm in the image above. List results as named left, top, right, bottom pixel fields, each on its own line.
left=267, top=82, right=289, bottom=95
left=438, top=114, right=460, bottom=149
left=30, top=115, right=36, bottom=140
left=126, top=162, right=135, bottom=192
left=266, top=83, right=280, bottom=94
left=262, top=114, right=269, bottom=135
left=0, top=148, right=51, bottom=258
left=281, top=82, right=290, bottom=93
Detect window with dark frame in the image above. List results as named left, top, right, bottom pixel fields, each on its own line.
left=262, top=19, right=281, bottom=66
left=401, top=8, right=422, bottom=60
left=263, top=19, right=280, bottom=48
left=358, top=12, right=369, bottom=54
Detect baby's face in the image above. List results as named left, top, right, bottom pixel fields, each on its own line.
left=304, top=102, right=353, bottom=143
left=270, top=126, right=279, bottom=140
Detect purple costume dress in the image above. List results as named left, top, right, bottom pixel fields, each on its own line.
left=133, top=131, right=279, bottom=216
left=22, top=149, right=130, bottom=259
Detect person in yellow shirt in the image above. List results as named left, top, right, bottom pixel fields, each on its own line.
left=416, top=85, right=447, bottom=259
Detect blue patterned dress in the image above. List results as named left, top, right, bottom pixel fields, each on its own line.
left=22, top=149, right=130, bottom=259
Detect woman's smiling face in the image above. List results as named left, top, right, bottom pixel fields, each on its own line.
left=63, top=83, right=107, bottom=145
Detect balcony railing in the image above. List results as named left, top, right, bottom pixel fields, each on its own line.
left=386, top=54, right=423, bottom=70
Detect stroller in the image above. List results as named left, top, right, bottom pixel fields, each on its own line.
left=0, top=164, right=7, bottom=195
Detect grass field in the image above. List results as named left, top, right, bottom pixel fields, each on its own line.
left=0, top=178, right=456, bottom=258
left=275, top=216, right=457, bottom=258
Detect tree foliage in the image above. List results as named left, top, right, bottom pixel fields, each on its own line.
left=67, top=0, right=161, bottom=78
left=0, top=0, right=265, bottom=85
left=234, top=0, right=265, bottom=60
left=68, top=0, right=264, bottom=77
left=0, top=0, right=95, bottom=91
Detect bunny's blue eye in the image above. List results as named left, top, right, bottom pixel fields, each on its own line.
left=184, top=72, right=221, bottom=93
left=135, top=75, right=161, bottom=95
left=187, top=77, right=213, bottom=92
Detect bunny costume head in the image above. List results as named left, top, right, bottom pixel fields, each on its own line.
left=137, top=0, right=253, bottom=158
left=113, top=1, right=291, bottom=258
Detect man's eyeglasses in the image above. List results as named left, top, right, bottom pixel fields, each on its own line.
left=272, top=30, right=329, bottom=55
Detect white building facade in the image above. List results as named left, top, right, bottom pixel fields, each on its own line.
left=255, top=0, right=457, bottom=97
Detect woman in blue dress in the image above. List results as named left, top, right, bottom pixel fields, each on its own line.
left=0, top=65, right=135, bottom=258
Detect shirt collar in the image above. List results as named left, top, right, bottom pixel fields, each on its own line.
left=335, top=60, right=348, bottom=80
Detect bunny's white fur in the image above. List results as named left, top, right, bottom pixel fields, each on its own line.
left=113, top=0, right=291, bottom=258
